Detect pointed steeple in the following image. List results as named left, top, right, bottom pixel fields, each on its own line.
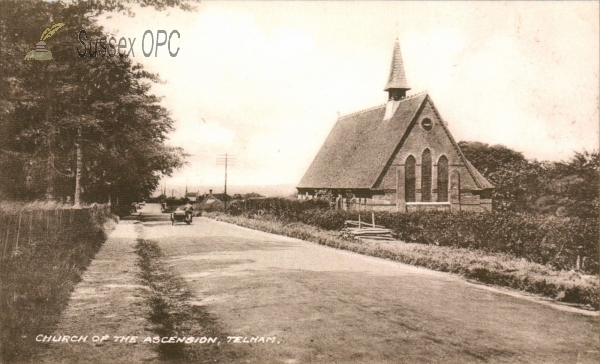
left=384, top=40, right=410, bottom=100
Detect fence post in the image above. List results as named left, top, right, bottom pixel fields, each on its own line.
left=15, top=213, right=22, bottom=250
left=28, top=212, right=33, bottom=245
left=67, top=210, right=71, bottom=240
left=576, top=246, right=583, bottom=271
left=0, top=216, right=3, bottom=260
left=46, top=210, right=50, bottom=240
left=2, top=215, right=10, bottom=260
left=55, top=209, right=59, bottom=236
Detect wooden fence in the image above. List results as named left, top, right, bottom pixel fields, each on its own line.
left=0, top=204, right=110, bottom=263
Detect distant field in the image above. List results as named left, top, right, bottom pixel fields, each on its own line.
left=152, top=184, right=298, bottom=199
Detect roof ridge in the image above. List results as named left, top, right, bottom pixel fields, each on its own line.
left=338, top=91, right=428, bottom=121
left=338, top=103, right=386, bottom=120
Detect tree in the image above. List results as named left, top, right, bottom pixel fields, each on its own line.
left=0, top=0, right=188, bottom=205
left=459, top=141, right=542, bottom=212
left=459, top=141, right=599, bottom=218
left=540, top=151, right=599, bottom=218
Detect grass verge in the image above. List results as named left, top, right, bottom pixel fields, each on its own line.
left=135, top=238, right=245, bottom=363
left=207, top=212, right=599, bottom=310
left=0, top=213, right=115, bottom=362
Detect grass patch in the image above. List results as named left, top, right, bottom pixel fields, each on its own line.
left=0, top=208, right=113, bottom=362
left=135, top=238, right=245, bottom=362
left=208, top=212, right=599, bottom=310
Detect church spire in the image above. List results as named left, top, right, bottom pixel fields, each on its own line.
left=384, top=40, right=410, bottom=100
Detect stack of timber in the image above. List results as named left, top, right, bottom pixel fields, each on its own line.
left=343, top=213, right=394, bottom=241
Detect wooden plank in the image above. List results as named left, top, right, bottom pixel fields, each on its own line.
left=346, top=228, right=392, bottom=233
left=344, top=221, right=386, bottom=229
left=350, top=231, right=392, bottom=236
left=358, top=236, right=394, bottom=241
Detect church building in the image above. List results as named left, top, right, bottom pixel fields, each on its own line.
left=297, top=41, right=493, bottom=212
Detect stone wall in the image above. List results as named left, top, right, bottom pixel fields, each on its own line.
left=405, top=203, right=451, bottom=212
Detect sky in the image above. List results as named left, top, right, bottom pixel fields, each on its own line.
left=98, top=1, right=599, bottom=195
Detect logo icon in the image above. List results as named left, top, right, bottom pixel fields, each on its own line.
left=24, top=23, right=65, bottom=61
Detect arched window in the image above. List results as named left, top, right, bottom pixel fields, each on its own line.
left=421, top=149, right=432, bottom=202
left=405, top=155, right=416, bottom=202
left=437, top=155, right=449, bottom=202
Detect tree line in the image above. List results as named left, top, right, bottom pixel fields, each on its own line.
left=0, top=0, right=193, bottom=206
left=459, top=141, right=598, bottom=219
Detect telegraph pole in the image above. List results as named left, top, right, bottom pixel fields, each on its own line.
left=217, top=154, right=236, bottom=210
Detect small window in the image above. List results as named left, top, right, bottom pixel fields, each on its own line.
left=421, top=118, right=433, bottom=131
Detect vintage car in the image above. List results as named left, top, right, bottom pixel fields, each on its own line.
left=170, top=207, right=193, bottom=225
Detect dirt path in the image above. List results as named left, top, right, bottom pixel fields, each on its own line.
left=38, top=221, right=159, bottom=363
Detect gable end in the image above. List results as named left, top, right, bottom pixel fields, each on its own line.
left=371, top=96, right=429, bottom=189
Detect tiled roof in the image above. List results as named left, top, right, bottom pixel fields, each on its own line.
left=298, top=94, right=427, bottom=189
left=298, top=93, right=494, bottom=191
left=338, top=103, right=386, bottom=121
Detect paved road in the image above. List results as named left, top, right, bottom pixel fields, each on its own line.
left=140, top=204, right=598, bottom=363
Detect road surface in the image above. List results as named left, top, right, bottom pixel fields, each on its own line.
left=140, top=204, right=599, bottom=363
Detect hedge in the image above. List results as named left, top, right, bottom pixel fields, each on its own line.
left=228, top=198, right=599, bottom=274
